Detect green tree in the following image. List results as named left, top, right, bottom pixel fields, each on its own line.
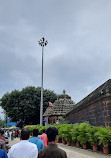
left=0, top=86, right=57, bottom=125
left=0, top=120, right=6, bottom=127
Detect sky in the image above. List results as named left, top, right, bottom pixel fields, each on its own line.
left=0, top=0, right=111, bottom=119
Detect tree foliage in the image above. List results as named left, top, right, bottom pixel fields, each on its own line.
left=0, top=120, right=6, bottom=127
left=0, top=86, right=57, bottom=125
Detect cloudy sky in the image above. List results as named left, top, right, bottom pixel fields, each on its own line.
left=0, top=0, right=111, bottom=119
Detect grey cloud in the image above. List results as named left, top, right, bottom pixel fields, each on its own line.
left=0, top=0, right=111, bottom=107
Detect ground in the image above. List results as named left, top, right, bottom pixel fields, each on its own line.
left=9, top=138, right=111, bottom=158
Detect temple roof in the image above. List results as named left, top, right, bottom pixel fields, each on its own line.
left=43, top=90, right=75, bottom=116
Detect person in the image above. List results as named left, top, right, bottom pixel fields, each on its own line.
left=8, top=128, right=38, bottom=158
left=29, top=129, right=44, bottom=152
left=38, top=132, right=41, bottom=139
left=0, top=130, right=6, bottom=151
left=11, top=131, right=14, bottom=141
left=38, top=127, right=67, bottom=158
left=9, top=130, right=12, bottom=138
left=0, top=139, right=6, bottom=151
left=16, top=130, right=19, bottom=137
left=0, top=130, right=5, bottom=142
left=56, top=119, right=59, bottom=125
left=7, top=130, right=10, bottom=138
left=40, top=130, right=48, bottom=147
left=4, top=130, right=8, bottom=137
left=0, top=149, right=8, bottom=158
left=14, top=130, right=16, bottom=138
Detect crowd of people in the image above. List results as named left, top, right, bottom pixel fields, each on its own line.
left=0, top=127, right=67, bottom=158
left=4, top=129, right=20, bottom=140
left=0, top=128, right=20, bottom=157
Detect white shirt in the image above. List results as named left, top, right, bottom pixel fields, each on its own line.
left=8, top=140, right=38, bottom=158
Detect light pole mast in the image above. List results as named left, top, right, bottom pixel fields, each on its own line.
left=38, top=37, right=48, bottom=126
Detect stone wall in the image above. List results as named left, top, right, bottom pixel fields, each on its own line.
left=64, top=80, right=111, bottom=127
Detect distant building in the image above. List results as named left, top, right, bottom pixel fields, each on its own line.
left=6, top=118, right=18, bottom=126
left=43, top=90, right=75, bottom=124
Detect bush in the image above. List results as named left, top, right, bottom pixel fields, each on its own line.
left=71, top=123, right=80, bottom=142
left=27, top=122, right=111, bottom=150
left=77, top=122, right=90, bottom=145
left=95, top=126, right=111, bottom=147
left=62, top=124, right=72, bottom=142
left=87, top=126, right=99, bottom=146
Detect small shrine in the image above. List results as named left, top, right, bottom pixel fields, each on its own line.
left=43, top=90, right=75, bottom=124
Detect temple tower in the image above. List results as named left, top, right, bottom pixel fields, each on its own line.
left=43, top=90, right=75, bottom=124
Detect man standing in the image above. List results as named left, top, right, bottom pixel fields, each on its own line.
left=0, top=130, right=5, bottom=142
left=38, top=127, right=67, bottom=158
left=29, top=129, right=44, bottom=152
left=40, top=130, right=48, bottom=147
left=0, top=130, right=6, bottom=151
left=8, top=128, right=38, bottom=158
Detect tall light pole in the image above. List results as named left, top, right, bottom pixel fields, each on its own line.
left=38, top=37, right=48, bottom=126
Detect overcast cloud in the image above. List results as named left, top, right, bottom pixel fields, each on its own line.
left=0, top=0, right=111, bottom=119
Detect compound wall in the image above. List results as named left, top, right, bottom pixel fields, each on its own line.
left=65, top=88, right=111, bottom=127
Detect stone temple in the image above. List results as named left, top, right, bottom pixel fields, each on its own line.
left=43, top=90, right=75, bottom=124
